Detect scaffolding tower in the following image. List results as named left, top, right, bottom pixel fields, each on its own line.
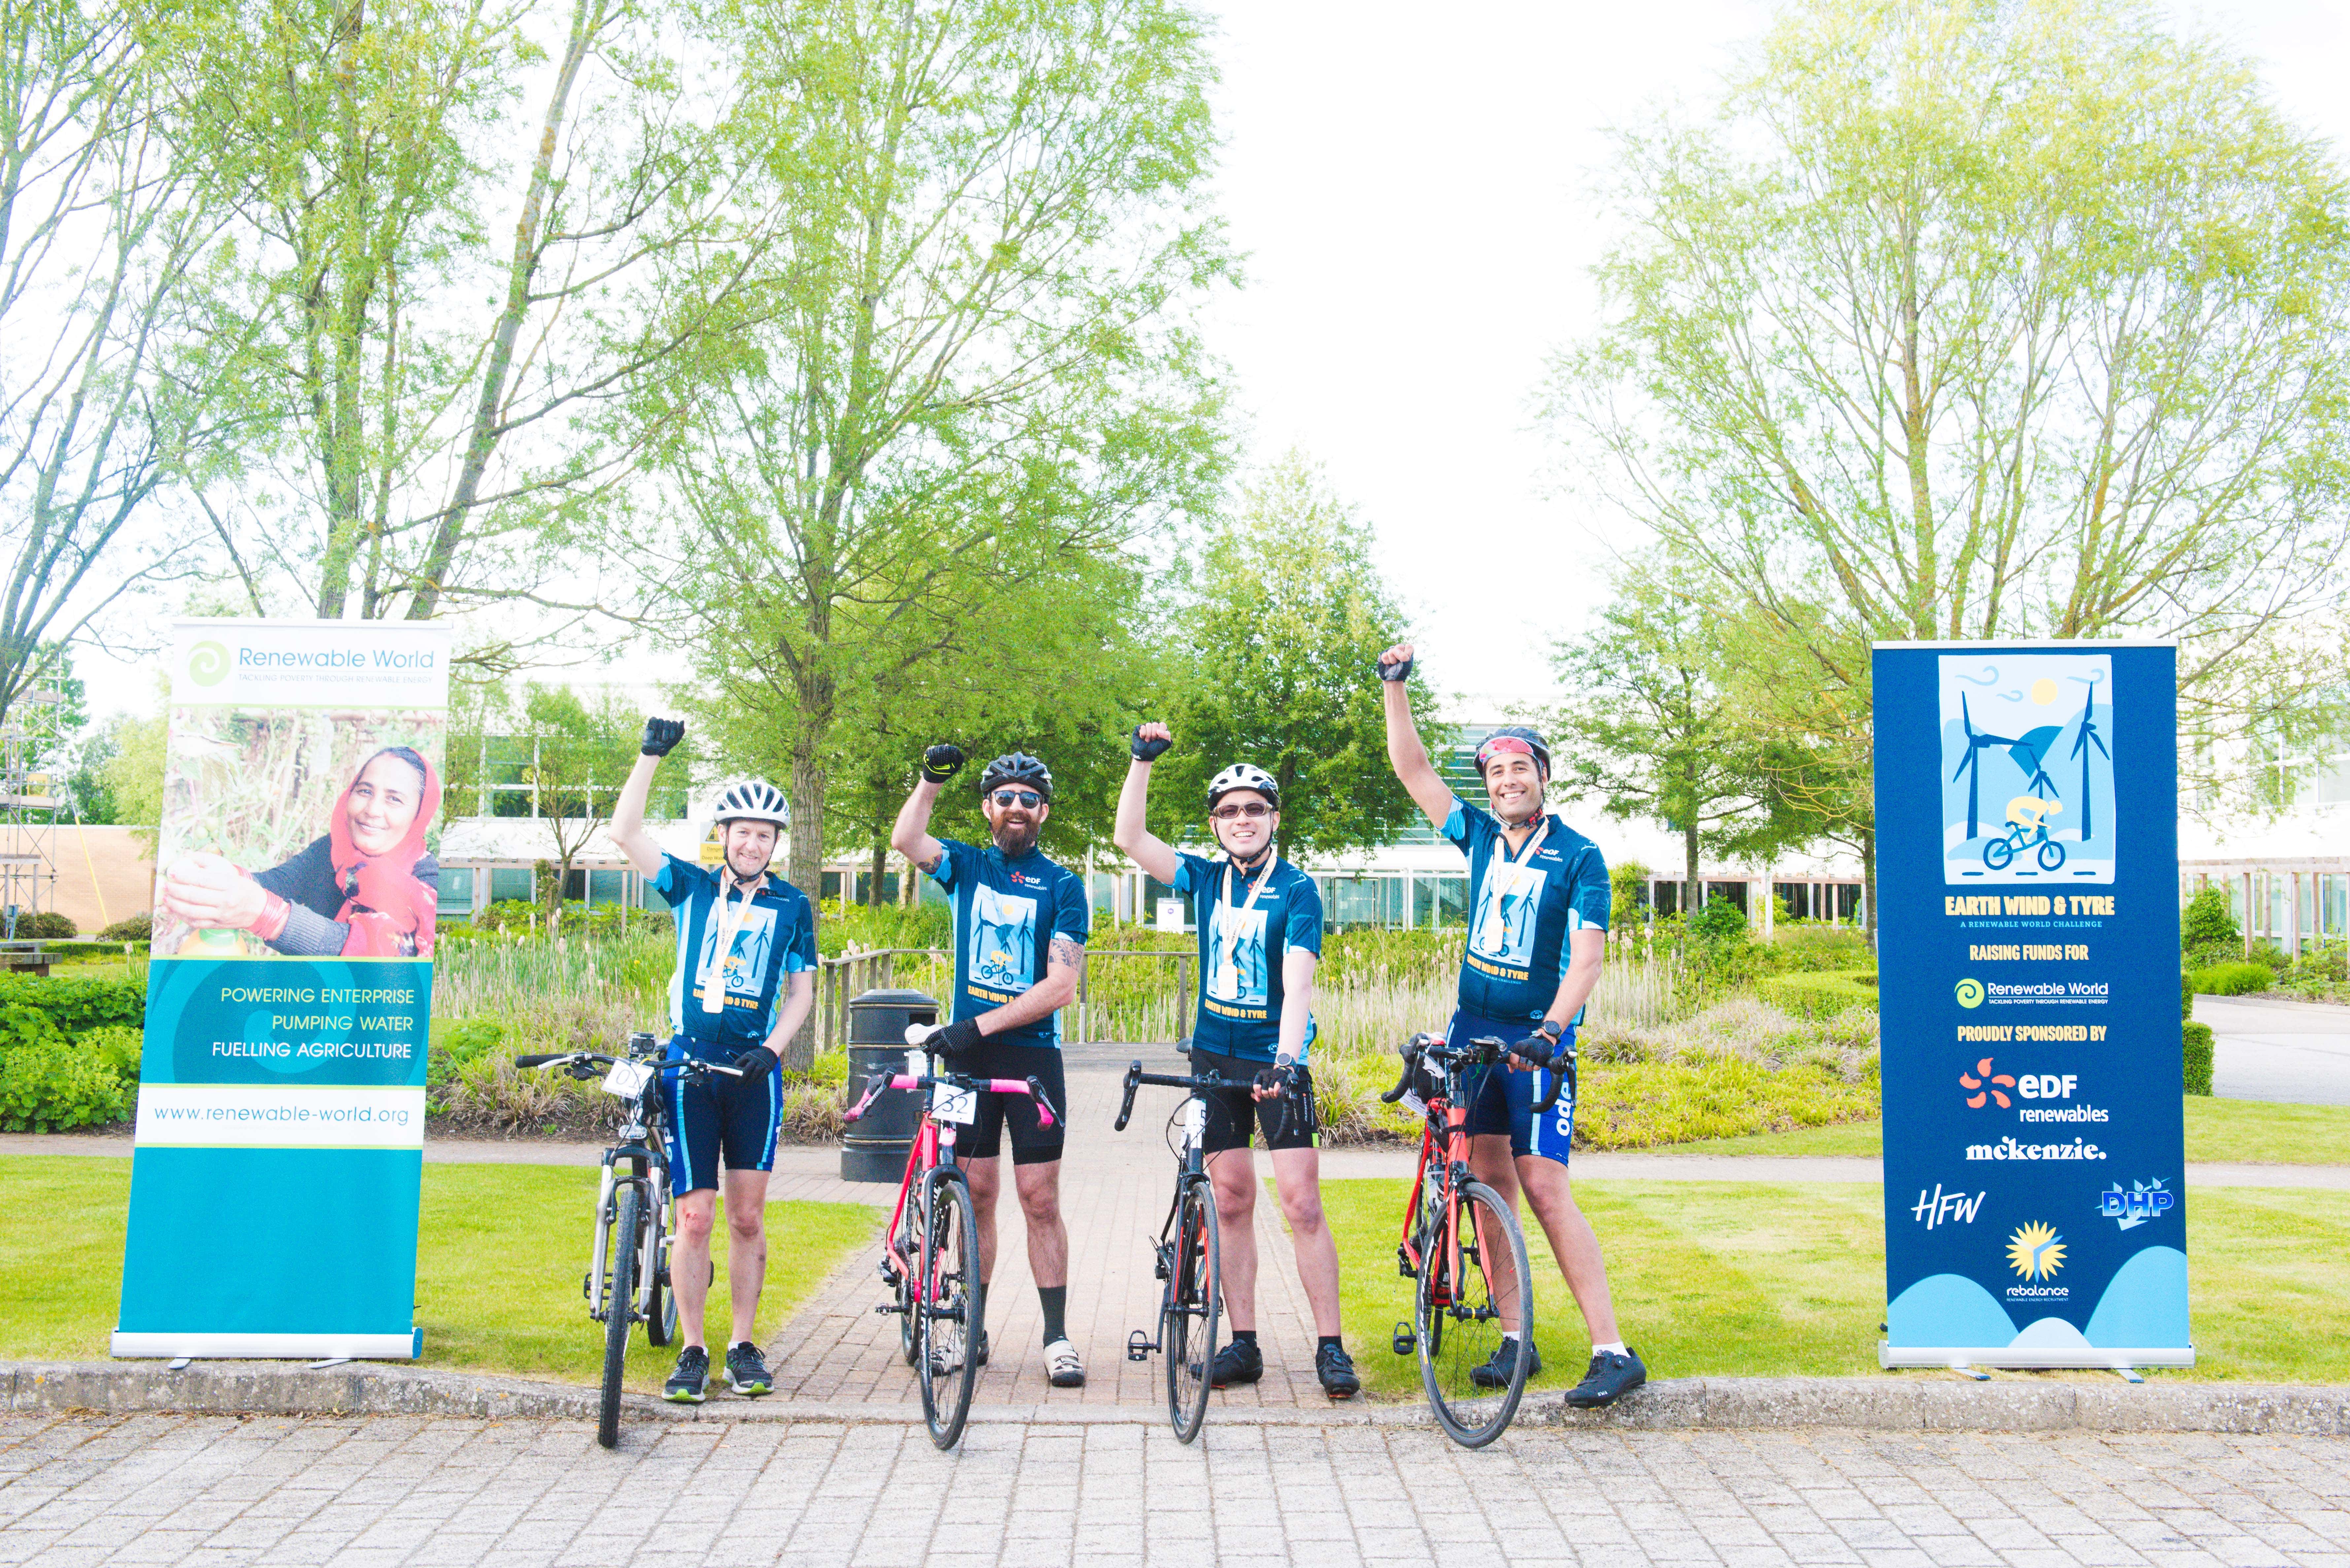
left=0, top=685, right=62, bottom=956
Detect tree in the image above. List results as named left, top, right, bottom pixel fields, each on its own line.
left=642, top=0, right=1232, bottom=912
left=1547, top=0, right=2350, bottom=814
left=512, top=682, right=638, bottom=922
left=1549, top=561, right=1796, bottom=915
left=1155, top=452, right=1440, bottom=863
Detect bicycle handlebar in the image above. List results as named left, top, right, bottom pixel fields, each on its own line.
left=1113, top=1060, right=1234, bottom=1131
left=1376, top=1031, right=1569, bottom=1111
left=842, top=1068, right=1061, bottom=1129
left=513, top=1049, right=744, bottom=1081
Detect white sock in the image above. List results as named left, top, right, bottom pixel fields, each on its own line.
left=1592, top=1340, right=1627, bottom=1357
left=1504, top=1330, right=1522, bottom=1343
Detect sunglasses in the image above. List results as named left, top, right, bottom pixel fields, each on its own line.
left=1210, top=801, right=1272, bottom=820
left=988, top=789, right=1043, bottom=809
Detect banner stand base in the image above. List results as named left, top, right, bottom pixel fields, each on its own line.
left=111, top=1330, right=422, bottom=1362
left=1880, top=1343, right=2193, bottom=1371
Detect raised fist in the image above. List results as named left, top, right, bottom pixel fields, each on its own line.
left=921, top=743, right=967, bottom=783
left=1375, top=643, right=1415, bottom=683
left=1130, top=722, right=1172, bottom=762
left=641, top=716, right=686, bottom=757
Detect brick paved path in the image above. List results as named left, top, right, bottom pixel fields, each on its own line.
left=760, top=1045, right=1345, bottom=1409
left=6, top=1411, right=2348, bottom=1567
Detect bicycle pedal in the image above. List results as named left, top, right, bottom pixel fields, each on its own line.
left=874, top=1301, right=905, bottom=1316
left=1395, top=1246, right=1417, bottom=1279
left=1127, top=1330, right=1156, bottom=1362
left=1152, top=1243, right=1172, bottom=1281
left=1391, top=1321, right=1415, bottom=1356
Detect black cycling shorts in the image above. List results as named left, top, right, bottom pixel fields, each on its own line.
left=1191, top=1047, right=1318, bottom=1154
left=663, top=1037, right=781, bottom=1194
left=948, top=1040, right=1068, bottom=1166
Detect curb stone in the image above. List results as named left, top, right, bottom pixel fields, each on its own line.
left=6, top=1363, right=2347, bottom=1435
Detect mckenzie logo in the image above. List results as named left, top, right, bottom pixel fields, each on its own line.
left=2098, top=1179, right=2175, bottom=1230
left=1911, top=1185, right=1986, bottom=1230
left=2007, top=1221, right=2066, bottom=1282
left=1967, top=1135, right=2105, bottom=1161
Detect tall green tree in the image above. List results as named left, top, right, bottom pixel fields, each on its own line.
left=642, top=0, right=1232, bottom=909
left=1547, top=0, right=2350, bottom=816
left=512, top=682, right=639, bottom=920
left=1156, top=452, right=1441, bottom=863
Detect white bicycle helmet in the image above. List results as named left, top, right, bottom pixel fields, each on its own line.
left=1206, top=763, right=1279, bottom=811
left=710, top=778, right=790, bottom=829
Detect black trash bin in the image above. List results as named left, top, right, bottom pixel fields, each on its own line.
left=840, top=988, right=939, bottom=1182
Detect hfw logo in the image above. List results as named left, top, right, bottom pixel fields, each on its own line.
left=1960, top=1057, right=2015, bottom=1109
left=1911, top=1185, right=1986, bottom=1230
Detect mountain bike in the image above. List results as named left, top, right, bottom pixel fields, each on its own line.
left=1380, top=1031, right=1553, bottom=1447
left=517, top=1032, right=746, bottom=1449
left=844, top=1027, right=1062, bottom=1451
left=1984, top=817, right=2066, bottom=871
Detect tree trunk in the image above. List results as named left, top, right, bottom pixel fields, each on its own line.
left=867, top=836, right=888, bottom=907
left=782, top=712, right=829, bottom=1071
left=1683, top=821, right=1701, bottom=920
left=1861, top=832, right=1878, bottom=951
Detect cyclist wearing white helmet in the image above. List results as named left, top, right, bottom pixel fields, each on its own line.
left=891, top=744, right=1091, bottom=1388
left=611, top=717, right=816, bottom=1405
left=1376, top=645, right=1646, bottom=1412
left=1113, top=723, right=1358, bottom=1399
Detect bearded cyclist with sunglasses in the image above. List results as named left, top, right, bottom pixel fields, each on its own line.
left=1377, top=645, right=1647, bottom=1411
left=891, top=748, right=1091, bottom=1389
left=1113, top=723, right=1359, bottom=1400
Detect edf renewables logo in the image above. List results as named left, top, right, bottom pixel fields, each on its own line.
left=187, top=640, right=230, bottom=686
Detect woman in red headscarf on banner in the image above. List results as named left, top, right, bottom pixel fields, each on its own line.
left=159, top=747, right=442, bottom=958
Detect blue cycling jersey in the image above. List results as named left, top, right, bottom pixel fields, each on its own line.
left=1441, top=798, right=1610, bottom=1023
left=930, top=838, right=1089, bottom=1048
left=1170, top=851, right=1323, bottom=1063
left=653, top=853, right=817, bottom=1059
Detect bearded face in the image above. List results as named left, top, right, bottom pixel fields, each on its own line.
left=983, top=790, right=1046, bottom=856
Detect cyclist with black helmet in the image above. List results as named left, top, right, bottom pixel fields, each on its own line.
left=1112, top=723, right=1359, bottom=1399
left=890, top=746, right=1091, bottom=1388
left=1376, top=647, right=1647, bottom=1411
left=610, top=717, right=817, bottom=1404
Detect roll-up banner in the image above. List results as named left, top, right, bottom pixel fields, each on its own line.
left=1875, top=641, right=2191, bottom=1371
left=113, top=620, right=450, bottom=1361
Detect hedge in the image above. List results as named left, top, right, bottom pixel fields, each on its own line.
left=2182, top=1021, right=2214, bottom=1097
left=2191, top=961, right=2272, bottom=997
left=0, top=974, right=145, bottom=1039
left=1754, top=969, right=1879, bottom=1018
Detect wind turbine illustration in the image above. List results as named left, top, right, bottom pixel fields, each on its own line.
left=2007, top=725, right=2065, bottom=802
left=1951, top=693, right=2020, bottom=841
left=2068, top=674, right=2109, bottom=839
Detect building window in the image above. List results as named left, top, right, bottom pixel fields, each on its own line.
left=589, top=869, right=629, bottom=907
left=1706, top=881, right=1749, bottom=914
left=1412, top=875, right=1468, bottom=928
left=490, top=867, right=533, bottom=905
left=439, top=868, right=474, bottom=919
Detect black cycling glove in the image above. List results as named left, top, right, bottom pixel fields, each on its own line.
left=1253, top=1063, right=1298, bottom=1098
left=640, top=716, right=686, bottom=757
left=1130, top=726, right=1172, bottom=762
left=1510, top=1031, right=1562, bottom=1071
left=921, top=744, right=967, bottom=783
left=1376, top=652, right=1414, bottom=683
left=923, top=1018, right=983, bottom=1057
left=731, top=1046, right=777, bottom=1085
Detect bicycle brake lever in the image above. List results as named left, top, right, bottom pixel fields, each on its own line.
left=842, top=1070, right=892, bottom=1124
left=1533, top=1047, right=1577, bottom=1116
left=1027, top=1074, right=1060, bottom=1130
left=1115, top=1062, right=1141, bottom=1132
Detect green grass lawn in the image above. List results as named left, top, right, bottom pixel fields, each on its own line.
left=0, top=1159, right=878, bottom=1394
left=1320, top=1177, right=2350, bottom=1395
left=1643, top=1096, right=2350, bottom=1165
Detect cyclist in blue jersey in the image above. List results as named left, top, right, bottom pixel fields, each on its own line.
left=611, top=717, right=817, bottom=1404
left=891, top=747, right=1090, bottom=1388
left=1377, top=645, right=1646, bottom=1410
left=1113, top=722, right=1359, bottom=1399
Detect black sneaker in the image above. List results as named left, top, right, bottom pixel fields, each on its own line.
left=1470, top=1337, right=1540, bottom=1389
left=725, top=1342, right=772, bottom=1396
left=1315, top=1343, right=1361, bottom=1400
left=664, top=1345, right=709, bottom=1404
left=1565, top=1347, right=1647, bottom=1409
left=975, top=1330, right=990, bottom=1368
left=1198, top=1338, right=1262, bottom=1388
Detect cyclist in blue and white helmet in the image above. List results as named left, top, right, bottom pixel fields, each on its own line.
left=610, top=721, right=816, bottom=1406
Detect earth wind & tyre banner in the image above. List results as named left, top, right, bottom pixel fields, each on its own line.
left=1875, top=640, right=2190, bottom=1370
left=113, top=619, right=450, bottom=1360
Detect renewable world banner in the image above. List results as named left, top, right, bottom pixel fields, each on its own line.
left=114, top=620, right=450, bottom=1360
left=1875, top=641, right=2191, bottom=1370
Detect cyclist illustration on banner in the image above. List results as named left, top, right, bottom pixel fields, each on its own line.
left=1469, top=860, right=1547, bottom=966
left=1205, top=901, right=1269, bottom=1005
left=693, top=903, right=777, bottom=1005
left=970, top=884, right=1039, bottom=992
left=1939, top=651, right=2116, bottom=885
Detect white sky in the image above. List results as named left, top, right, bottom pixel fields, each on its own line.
left=73, top=0, right=2350, bottom=726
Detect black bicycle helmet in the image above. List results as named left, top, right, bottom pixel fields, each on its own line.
left=1475, top=725, right=1551, bottom=779
left=977, top=752, right=1054, bottom=802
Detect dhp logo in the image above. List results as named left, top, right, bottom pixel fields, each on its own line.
left=2098, top=1179, right=2174, bottom=1230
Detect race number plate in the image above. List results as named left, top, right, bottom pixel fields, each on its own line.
left=1182, top=1097, right=1208, bottom=1144
left=933, top=1085, right=978, bottom=1125
left=601, top=1059, right=653, bottom=1099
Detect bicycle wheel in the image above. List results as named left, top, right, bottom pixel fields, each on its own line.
left=914, top=1167, right=981, bottom=1450
left=644, top=1206, right=678, bottom=1348
left=1416, top=1179, right=1531, bottom=1448
left=2036, top=838, right=2067, bottom=871
left=1984, top=836, right=2016, bottom=870
left=599, top=1184, right=642, bottom=1449
left=1164, top=1175, right=1221, bottom=1444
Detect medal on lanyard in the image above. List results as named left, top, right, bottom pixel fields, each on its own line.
left=699, top=879, right=756, bottom=1014
left=1212, top=857, right=1272, bottom=1000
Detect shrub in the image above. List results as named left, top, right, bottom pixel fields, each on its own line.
left=2247, top=938, right=2288, bottom=973
left=1755, top=969, right=1879, bottom=1018
left=2280, top=938, right=2349, bottom=988
left=97, top=913, right=153, bottom=944
left=83, top=1024, right=142, bottom=1082
left=2180, top=886, right=2239, bottom=968
left=429, top=1018, right=506, bottom=1088
left=14, top=910, right=77, bottom=939
left=0, top=974, right=145, bottom=1039
left=1768, top=922, right=1876, bottom=974
left=0, top=1038, right=129, bottom=1130
left=2191, top=961, right=2273, bottom=996
left=2181, top=972, right=2193, bottom=1021
left=0, top=1001, right=67, bottom=1054
left=2182, top=1022, right=2214, bottom=1096
left=818, top=899, right=951, bottom=956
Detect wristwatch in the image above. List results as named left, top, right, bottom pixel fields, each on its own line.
left=1538, top=1020, right=1564, bottom=1044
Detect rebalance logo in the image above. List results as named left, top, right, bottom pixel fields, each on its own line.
left=1911, top=1185, right=1986, bottom=1230
left=1959, top=1057, right=2014, bottom=1108
left=2098, top=1179, right=2174, bottom=1230
left=1955, top=977, right=1985, bottom=1009
left=2006, top=1221, right=2065, bottom=1280
left=187, top=640, right=230, bottom=687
